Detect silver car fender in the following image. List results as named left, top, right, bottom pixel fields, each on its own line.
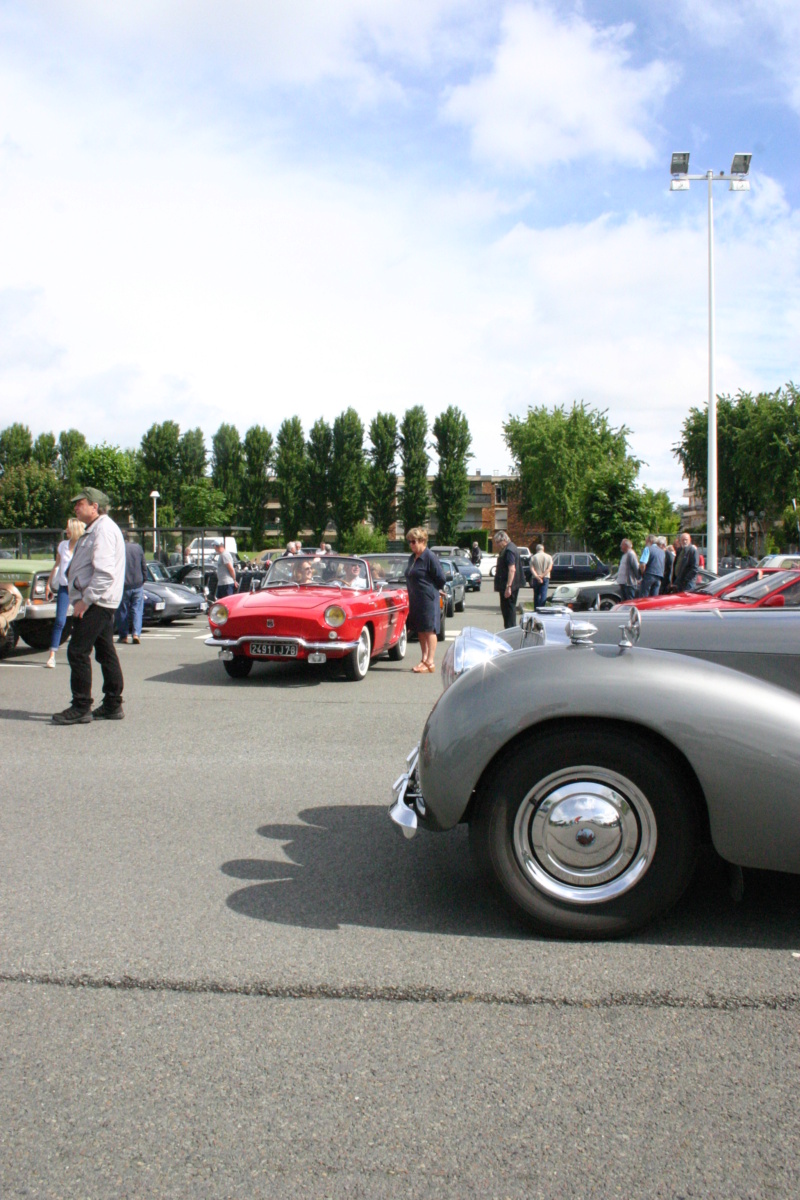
left=418, top=643, right=800, bottom=873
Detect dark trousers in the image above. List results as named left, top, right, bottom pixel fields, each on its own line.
left=500, top=591, right=519, bottom=629
left=533, top=580, right=549, bottom=608
left=619, top=584, right=637, bottom=601
left=67, top=604, right=124, bottom=713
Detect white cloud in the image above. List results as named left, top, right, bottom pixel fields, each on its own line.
left=442, top=4, right=673, bottom=170
left=15, top=0, right=479, bottom=99
left=676, top=0, right=800, bottom=112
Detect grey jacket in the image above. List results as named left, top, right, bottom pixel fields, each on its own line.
left=68, top=514, right=126, bottom=609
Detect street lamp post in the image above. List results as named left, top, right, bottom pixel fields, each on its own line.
left=150, top=490, right=160, bottom=556
left=670, top=152, right=751, bottom=573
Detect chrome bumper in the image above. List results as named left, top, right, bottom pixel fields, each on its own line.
left=204, top=634, right=359, bottom=654
left=389, top=744, right=422, bottom=839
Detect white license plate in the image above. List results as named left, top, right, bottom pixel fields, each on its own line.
left=249, top=641, right=298, bottom=657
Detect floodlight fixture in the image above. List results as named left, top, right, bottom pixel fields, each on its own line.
left=671, top=152, right=690, bottom=175
left=730, top=153, right=752, bottom=175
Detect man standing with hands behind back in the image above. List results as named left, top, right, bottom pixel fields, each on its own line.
left=52, top=488, right=125, bottom=725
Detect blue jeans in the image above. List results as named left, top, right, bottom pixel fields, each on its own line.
left=619, top=584, right=637, bottom=601
left=640, top=575, right=661, bottom=597
left=117, top=586, right=144, bottom=637
left=50, top=585, right=71, bottom=650
left=533, top=580, right=549, bottom=608
left=216, top=583, right=235, bottom=599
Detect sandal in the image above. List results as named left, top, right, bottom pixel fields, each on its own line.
left=412, top=663, right=428, bottom=673
left=424, top=662, right=436, bottom=672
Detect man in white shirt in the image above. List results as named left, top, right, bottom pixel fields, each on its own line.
left=214, top=538, right=237, bottom=599
left=52, top=487, right=125, bottom=725
left=530, top=543, right=553, bottom=608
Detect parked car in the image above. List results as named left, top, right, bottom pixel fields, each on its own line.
left=144, top=561, right=208, bottom=621
left=718, top=555, right=758, bottom=573
left=625, top=567, right=784, bottom=611
left=186, top=535, right=238, bottom=565
left=438, top=559, right=466, bottom=617
left=206, top=555, right=409, bottom=680
left=389, top=606, right=800, bottom=938
left=757, top=554, right=800, bottom=569
left=0, top=557, right=72, bottom=650
left=549, top=551, right=610, bottom=585
left=710, top=569, right=800, bottom=610
left=142, top=589, right=166, bottom=625
left=517, top=546, right=532, bottom=585
left=452, top=556, right=482, bottom=592
left=363, top=554, right=448, bottom=643
left=550, top=568, right=717, bottom=611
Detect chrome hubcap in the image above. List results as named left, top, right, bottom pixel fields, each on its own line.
left=356, top=629, right=370, bottom=675
left=513, top=767, right=657, bottom=904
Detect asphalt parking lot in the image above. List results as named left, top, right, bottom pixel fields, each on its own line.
left=2, top=593, right=799, bottom=1198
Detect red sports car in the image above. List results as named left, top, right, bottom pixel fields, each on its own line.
left=205, top=554, right=409, bottom=680
left=623, top=566, right=784, bottom=611
left=617, top=568, right=800, bottom=614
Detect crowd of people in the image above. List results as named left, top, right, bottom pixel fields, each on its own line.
left=617, top=531, right=701, bottom=600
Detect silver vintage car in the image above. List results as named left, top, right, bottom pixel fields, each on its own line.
left=390, top=607, right=800, bottom=938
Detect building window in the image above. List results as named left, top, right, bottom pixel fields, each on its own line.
left=495, top=483, right=507, bottom=505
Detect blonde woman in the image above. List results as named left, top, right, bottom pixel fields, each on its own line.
left=404, top=527, right=446, bottom=673
left=44, top=517, right=85, bottom=668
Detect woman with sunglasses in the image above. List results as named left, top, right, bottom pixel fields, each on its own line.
left=404, top=527, right=446, bottom=673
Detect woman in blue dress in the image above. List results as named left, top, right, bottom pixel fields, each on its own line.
left=404, top=527, right=446, bottom=673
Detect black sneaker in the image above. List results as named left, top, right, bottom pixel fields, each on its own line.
left=52, top=706, right=93, bottom=725
left=93, top=702, right=124, bottom=720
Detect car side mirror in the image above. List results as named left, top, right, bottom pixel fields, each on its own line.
left=763, top=594, right=785, bottom=607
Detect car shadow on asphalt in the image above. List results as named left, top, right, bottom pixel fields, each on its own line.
left=148, top=658, right=424, bottom=688
left=221, top=806, right=800, bottom=947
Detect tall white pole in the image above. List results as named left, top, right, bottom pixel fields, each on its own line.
left=153, top=495, right=158, bottom=556
left=706, top=171, right=718, bottom=573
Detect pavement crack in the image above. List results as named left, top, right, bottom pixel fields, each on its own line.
left=1, top=971, right=798, bottom=1010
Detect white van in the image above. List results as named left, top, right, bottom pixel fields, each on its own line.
left=186, top=535, right=237, bottom=565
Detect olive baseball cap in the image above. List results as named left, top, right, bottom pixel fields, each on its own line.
left=70, top=487, right=110, bottom=508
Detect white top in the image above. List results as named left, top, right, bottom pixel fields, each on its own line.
left=67, top=514, right=125, bottom=609
left=55, top=539, right=74, bottom=588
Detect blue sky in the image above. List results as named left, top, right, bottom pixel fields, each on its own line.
left=1, top=1, right=799, bottom=502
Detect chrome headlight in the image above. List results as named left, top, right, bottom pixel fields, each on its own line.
left=324, top=605, right=346, bottom=628
left=441, top=626, right=512, bottom=691
left=209, top=602, right=229, bottom=625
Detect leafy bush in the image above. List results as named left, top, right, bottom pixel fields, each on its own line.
left=338, top=525, right=387, bottom=554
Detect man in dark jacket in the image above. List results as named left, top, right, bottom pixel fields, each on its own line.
left=673, top=532, right=700, bottom=593
left=117, top=532, right=147, bottom=645
left=470, top=541, right=482, bottom=566
left=493, top=530, right=521, bottom=629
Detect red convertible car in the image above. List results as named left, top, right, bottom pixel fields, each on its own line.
left=624, top=566, right=784, bottom=611
left=205, top=554, right=409, bottom=680
left=616, top=568, right=800, bottom=614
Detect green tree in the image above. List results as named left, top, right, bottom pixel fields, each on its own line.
left=0, top=462, right=65, bottom=527
left=329, top=408, right=367, bottom=539
left=399, top=406, right=429, bottom=532
left=242, top=425, right=274, bottom=549
left=32, top=432, right=58, bottom=470
left=211, top=423, right=244, bottom=515
left=306, top=418, right=332, bottom=543
left=75, top=443, right=137, bottom=514
left=504, top=402, right=631, bottom=531
left=56, top=429, right=87, bottom=491
left=140, top=421, right=181, bottom=512
left=367, top=413, right=399, bottom=535
left=431, top=406, right=471, bottom=543
left=576, top=460, right=650, bottom=563
left=178, top=428, right=207, bottom=485
left=274, top=417, right=306, bottom=542
left=0, top=423, right=33, bottom=473
left=179, top=479, right=232, bottom=527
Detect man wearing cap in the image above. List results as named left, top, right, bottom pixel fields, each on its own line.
left=52, top=488, right=126, bottom=725
left=214, top=537, right=237, bottom=599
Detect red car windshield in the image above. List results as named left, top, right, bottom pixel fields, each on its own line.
left=724, top=570, right=799, bottom=604
left=264, top=555, right=368, bottom=589
left=696, top=568, right=755, bottom=596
